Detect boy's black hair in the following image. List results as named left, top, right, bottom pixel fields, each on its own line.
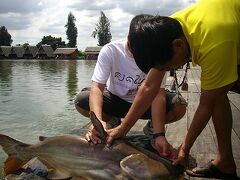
left=128, top=15, right=184, bottom=73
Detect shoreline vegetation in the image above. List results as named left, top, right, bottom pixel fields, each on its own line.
left=0, top=45, right=102, bottom=60
left=1, top=11, right=111, bottom=61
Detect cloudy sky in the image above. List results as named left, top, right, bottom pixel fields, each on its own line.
left=0, top=0, right=195, bottom=51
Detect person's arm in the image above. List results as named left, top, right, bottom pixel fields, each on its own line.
left=89, top=81, right=106, bottom=128
left=106, top=68, right=166, bottom=144
left=151, top=88, right=166, bottom=134
left=85, top=81, right=106, bottom=144
left=173, top=84, right=231, bottom=165
left=122, top=68, right=166, bottom=133
left=89, top=44, right=112, bottom=129
left=87, top=44, right=112, bottom=144
left=151, top=88, right=175, bottom=158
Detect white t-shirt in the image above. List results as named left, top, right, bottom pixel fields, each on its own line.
left=91, top=39, right=166, bottom=103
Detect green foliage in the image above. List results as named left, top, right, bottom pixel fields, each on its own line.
left=65, top=12, right=78, bottom=48
left=37, top=35, right=66, bottom=50
left=78, top=50, right=86, bottom=59
left=0, top=26, right=13, bottom=46
left=22, top=42, right=30, bottom=48
left=92, top=11, right=112, bottom=46
left=16, top=42, right=29, bottom=48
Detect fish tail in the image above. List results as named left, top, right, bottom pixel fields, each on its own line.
left=0, top=134, right=30, bottom=176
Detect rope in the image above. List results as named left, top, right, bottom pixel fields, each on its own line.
left=174, top=62, right=190, bottom=88
left=170, top=61, right=190, bottom=95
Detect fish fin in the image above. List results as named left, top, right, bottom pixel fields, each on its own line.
left=72, top=177, right=90, bottom=180
left=0, top=134, right=30, bottom=176
left=0, top=134, right=29, bottom=155
left=3, top=157, right=28, bottom=176
left=89, top=111, right=107, bottom=141
left=39, top=136, right=49, bottom=141
left=38, top=157, right=55, bottom=170
left=47, top=169, right=72, bottom=180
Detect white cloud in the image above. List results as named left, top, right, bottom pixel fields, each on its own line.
left=0, top=13, right=32, bottom=30
left=0, top=0, right=43, bottom=14
left=0, top=0, right=195, bottom=51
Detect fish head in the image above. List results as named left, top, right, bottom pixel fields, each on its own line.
left=120, top=154, right=170, bottom=179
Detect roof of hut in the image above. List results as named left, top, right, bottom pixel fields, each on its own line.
left=12, top=46, right=25, bottom=58
left=85, top=46, right=102, bottom=53
left=0, top=46, right=12, bottom=56
left=0, top=47, right=3, bottom=55
left=24, top=46, right=38, bottom=57
left=37, top=45, right=55, bottom=57
left=53, top=48, right=78, bottom=55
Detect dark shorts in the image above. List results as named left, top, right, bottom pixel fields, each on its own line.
left=74, top=87, right=187, bottom=119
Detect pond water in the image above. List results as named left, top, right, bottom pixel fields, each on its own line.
left=0, top=59, right=96, bottom=177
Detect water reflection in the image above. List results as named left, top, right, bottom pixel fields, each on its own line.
left=0, top=59, right=96, bottom=135
left=38, top=60, right=66, bottom=74
left=0, top=59, right=96, bottom=178
left=67, top=60, right=78, bottom=101
left=0, top=61, right=12, bottom=85
left=0, top=61, right=12, bottom=81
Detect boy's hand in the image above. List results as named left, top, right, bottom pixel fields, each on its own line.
left=154, top=136, right=177, bottom=161
left=106, top=125, right=126, bottom=146
left=172, top=144, right=189, bottom=167
left=85, top=124, right=102, bottom=144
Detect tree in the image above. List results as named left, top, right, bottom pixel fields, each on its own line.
left=37, top=35, right=66, bottom=50
left=65, top=12, right=78, bottom=47
left=92, top=11, right=112, bottom=46
left=0, top=26, right=13, bottom=46
left=22, top=42, right=30, bottom=48
left=16, top=42, right=29, bottom=48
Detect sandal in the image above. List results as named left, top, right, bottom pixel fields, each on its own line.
left=186, top=160, right=239, bottom=179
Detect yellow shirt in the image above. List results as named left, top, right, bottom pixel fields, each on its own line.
left=171, top=0, right=240, bottom=90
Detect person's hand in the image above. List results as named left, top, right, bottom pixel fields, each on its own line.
left=172, top=144, right=189, bottom=167
left=85, top=124, right=102, bottom=144
left=154, top=136, right=177, bottom=161
left=106, top=125, right=126, bottom=146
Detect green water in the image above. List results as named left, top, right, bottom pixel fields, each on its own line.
left=0, top=59, right=96, bottom=177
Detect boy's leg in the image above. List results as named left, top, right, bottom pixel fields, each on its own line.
left=230, top=65, right=240, bottom=94
left=143, top=90, right=187, bottom=136
left=165, top=90, right=187, bottom=124
left=211, top=94, right=236, bottom=173
left=74, top=87, right=91, bottom=117
left=74, top=87, right=132, bottom=128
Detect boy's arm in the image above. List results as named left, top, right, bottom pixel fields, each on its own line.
left=151, top=88, right=175, bottom=158
left=173, top=83, right=232, bottom=165
left=107, top=68, right=165, bottom=141
left=151, top=88, right=166, bottom=134
left=122, top=68, right=166, bottom=133
left=89, top=81, right=106, bottom=128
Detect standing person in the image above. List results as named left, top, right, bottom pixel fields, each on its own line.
left=106, top=0, right=239, bottom=179
left=75, top=15, right=187, bottom=160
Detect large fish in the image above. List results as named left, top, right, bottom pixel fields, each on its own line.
left=0, top=111, right=184, bottom=179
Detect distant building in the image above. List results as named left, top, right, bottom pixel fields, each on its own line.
left=6, top=46, right=25, bottom=59
left=23, top=46, right=38, bottom=59
left=36, top=45, right=55, bottom=59
left=12, top=46, right=25, bottom=59
left=8, top=47, right=18, bottom=59
left=53, top=48, right=79, bottom=59
left=0, top=46, right=11, bottom=59
left=85, top=46, right=102, bottom=60
left=0, top=48, right=3, bottom=59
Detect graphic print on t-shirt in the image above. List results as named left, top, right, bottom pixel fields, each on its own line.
left=114, top=71, right=145, bottom=95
